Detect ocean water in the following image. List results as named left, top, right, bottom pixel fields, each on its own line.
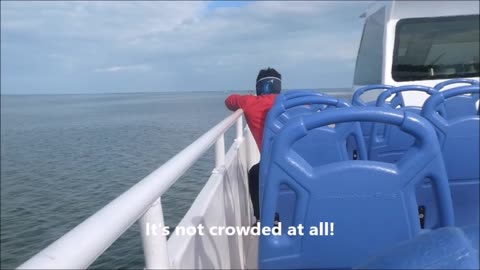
left=0, top=90, right=351, bottom=269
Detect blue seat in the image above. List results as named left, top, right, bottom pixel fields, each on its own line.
left=259, top=93, right=367, bottom=227
left=260, top=91, right=327, bottom=190
left=434, top=79, right=479, bottom=120
left=369, top=85, right=437, bottom=163
left=259, top=91, right=325, bottom=225
left=419, top=86, right=480, bottom=227
left=352, top=85, right=395, bottom=150
left=259, top=107, right=454, bottom=269
left=355, top=226, right=479, bottom=269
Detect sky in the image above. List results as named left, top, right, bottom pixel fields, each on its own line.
left=1, top=1, right=370, bottom=95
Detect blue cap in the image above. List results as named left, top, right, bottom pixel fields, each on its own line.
left=256, top=67, right=282, bottom=95
left=256, top=77, right=281, bottom=95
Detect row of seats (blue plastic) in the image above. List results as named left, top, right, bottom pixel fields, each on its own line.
left=355, top=79, right=479, bottom=152
left=352, top=79, right=479, bottom=229
left=257, top=79, right=479, bottom=269
left=419, top=86, right=479, bottom=229
left=259, top=79, right=479, bottom=229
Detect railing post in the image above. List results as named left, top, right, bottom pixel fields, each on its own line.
left=236, top=115, right=243, bottom=140
left=215, top=134, right=225, bottom=170
left=139, top=197, right=169, bottom=269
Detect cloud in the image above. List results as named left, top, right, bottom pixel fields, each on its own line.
left=1, top=1, right=369, bottom=94
left=94, top=64, right=151, bottom=73
left=1, top=1, right=208, bottom=40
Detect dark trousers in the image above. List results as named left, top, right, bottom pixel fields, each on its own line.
left=248, top=163, right=260, bottom=220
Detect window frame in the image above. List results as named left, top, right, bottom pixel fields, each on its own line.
left=391, top=14, right=480, bottom=82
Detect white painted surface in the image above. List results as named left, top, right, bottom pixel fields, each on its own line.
left=167, top=126, right=260, bottom=269
left=390, top=1, right=479, bottom=20
left=139, top=197, right=169, bottom=269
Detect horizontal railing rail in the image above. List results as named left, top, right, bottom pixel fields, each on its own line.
left=18, top=109, right=245, bottom=269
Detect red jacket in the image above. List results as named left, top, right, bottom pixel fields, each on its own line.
left=225, top=94, right=277, bottom=150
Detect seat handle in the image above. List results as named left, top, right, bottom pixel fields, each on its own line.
left=376, top=85, right=437, bottom=107
left=352, top=84, right=393, bottom=106
left=434, top=78, right=479, bottom=90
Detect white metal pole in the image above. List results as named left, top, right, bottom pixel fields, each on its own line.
left=236, top=115, right=243, bottom=141
left=215, top=134, right=225, bottom=169
left=139, top=197, right=169, bottom=269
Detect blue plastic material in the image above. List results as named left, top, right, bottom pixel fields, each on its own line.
left=434, top=78, right=479, bottom=90
left=259, top=91, right=325, bottom=226
left=369, top=85, right=437, bottom=163
left=419, top=86, right=480, bottom=227
left=260, top=91, right=328, bottom=192
left=259, top=93, right=367, bottom=227
left=272, top=91, right=328, bottom=118
left=352, top=84, right=395, bottom=106
left=375, top=85, right=437, bottom=108
left=259, top=107, right=454, bottom=269
left=434, top=79, right=480, bottom=120
left=260, top=93, right=357, bottom=189
left=355, top=226, right=479, bottom=269
left=462, top=224, right=480, bottom=251
left=351, top=85, right=395, bottom=151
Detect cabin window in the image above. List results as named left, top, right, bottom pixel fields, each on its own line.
left=353, top=7, right=385, bottom=85
left=392, top=15, right=480, bottom=81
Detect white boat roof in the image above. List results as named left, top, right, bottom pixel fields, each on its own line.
left=357, top=1, right=479, bottom=106
left=362, top=1, right=480, bottom=20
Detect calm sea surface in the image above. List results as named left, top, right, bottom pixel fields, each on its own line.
left=1, top=91, right=351, bottom=269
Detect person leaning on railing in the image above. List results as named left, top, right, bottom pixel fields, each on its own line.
left=224, top=67, right=281, bottom=222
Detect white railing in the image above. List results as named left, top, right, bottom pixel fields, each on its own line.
left=18, top=109, right=245, bottom=269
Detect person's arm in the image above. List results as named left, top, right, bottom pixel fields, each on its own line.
left=225, top=94, right=248, bottom=111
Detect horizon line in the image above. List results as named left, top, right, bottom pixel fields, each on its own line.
left=0, top=87, right=354, bottom=96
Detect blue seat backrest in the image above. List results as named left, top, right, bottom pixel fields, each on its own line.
left=434, top=79, right=480, bottom=120
left=259, top=107, right=454, bottom=269
left=260, top=91, right=328, bottom=191
left=259, top=91, right=329, bottom=226
left=369, top=85, right=437, bottom=163
left=351, top=85, right=395, bottom=151
left=263, top=91, right=326, bottom=139
left=419, top=86, right=480, bottom=227
left=355, top=226, right=479, bottom=269
left=259, top=93, right=367, bottom=225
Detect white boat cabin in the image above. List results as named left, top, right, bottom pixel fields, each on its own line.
left=354, top=1, right=479, bottom=106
